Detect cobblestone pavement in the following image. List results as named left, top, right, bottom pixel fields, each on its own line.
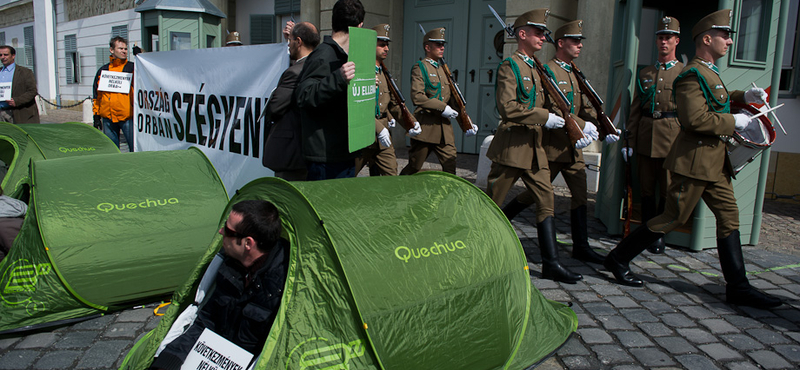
left=1, top=118, right=798, bottom=369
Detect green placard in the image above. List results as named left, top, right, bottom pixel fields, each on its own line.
left=347, top=27, right=378, bottom=153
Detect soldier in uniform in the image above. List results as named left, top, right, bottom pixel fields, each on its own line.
left=623, top=16, right=683, bottom=254
left=400, top=28, right=477, bottom=175
left=604, top=10, right=781, bottom=309
left=486, top=9, right=581, bottom=283
left=355, top=24, right=421, bottom=176
left=503, top=20, right=618, bottom=265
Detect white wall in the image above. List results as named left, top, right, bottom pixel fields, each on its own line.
left=55, top=0, right=140, bottom=102
left=235, top=0, right=275, bottom=45
left=0, top=22, right=31, bottom=48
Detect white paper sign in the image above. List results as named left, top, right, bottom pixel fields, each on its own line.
left=98, top=70, right=132, bottom=93
left=181, top=328, right=254, bottom=370
left=0, top=82, right=11, bottom=101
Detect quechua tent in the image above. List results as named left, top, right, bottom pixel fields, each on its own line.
left=0, top=148, right=228, bottom=334
left=0, top=122, right=120, bottom=200
left=121, top=173, right=577, bottom=370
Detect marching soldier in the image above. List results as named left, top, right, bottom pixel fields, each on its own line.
left=486, top=9, right=581, bottom=283
left=623, top=16, right=684, bottom=254
left=504, top=20, right=617, bottom=265
left=401, top=28, right=463, bottom=175
left=604, top=10, right=781, bottom=309
left=355, top=24, right=421, bottom=176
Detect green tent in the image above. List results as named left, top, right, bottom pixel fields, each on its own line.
left=0, top=122, right=120, bottom=200
left=121, top=173, right=577, bottom=370
left=0, top=148, right=228, bottom=334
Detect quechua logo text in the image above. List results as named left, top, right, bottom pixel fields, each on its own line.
left=96, top=198, right=179, bottom=213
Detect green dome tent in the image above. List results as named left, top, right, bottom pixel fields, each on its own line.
left=0, top=148, right=228, bottom=334
left=121, top=173, right=577, bottom=370
left=0, top=122, right=120, bottom=200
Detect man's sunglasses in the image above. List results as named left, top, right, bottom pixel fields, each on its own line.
left=222, top=224, right=247, bottom=239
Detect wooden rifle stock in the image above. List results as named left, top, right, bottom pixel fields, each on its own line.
left=439, top=58, right=475, bottom=133
left=530, top=54, right=584, bottom=145
left=570, top=62, right=617, bottom=141
left=379, top=61, right=415, bottom=132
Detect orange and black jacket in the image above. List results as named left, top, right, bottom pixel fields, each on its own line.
left=92, top=56, right=134, bottom=123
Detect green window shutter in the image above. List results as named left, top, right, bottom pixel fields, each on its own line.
left=65, top=35, right=77, bottom=84
left=0, top=32, right=5, bottom=46
left=112, top=25, right=128, bottom=40
left=274, top=0, right=300, bottom=15
left=96, top=47, right=108, bottom=68
left=250, top=14, right=275, bottom=45
left=23, top=26, right=34, bottom=71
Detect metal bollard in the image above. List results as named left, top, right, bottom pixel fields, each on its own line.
left=82, top=99, right=92, bottom=124
left=475, top=135, right=494, bottom=189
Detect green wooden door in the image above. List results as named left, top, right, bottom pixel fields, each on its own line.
left=401, top=0, right=504, bottom=154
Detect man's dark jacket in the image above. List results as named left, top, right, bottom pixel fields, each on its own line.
left=294, top=36, right=356, bottom=163
left=10, top=65, right=39, bottom=123
left=150, top=240, right=289, bottom=370
left=263, top=58, right=307, bottom=171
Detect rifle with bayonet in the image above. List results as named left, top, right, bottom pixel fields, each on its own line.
left=486, top=5, right=584, bottom=146
left=532, top=55, right=585, bottom=145
left=439, top=57, right=475, bottom=133
left=570, top=62, right=618, bottom=141
left=379, top=61, right=416, bottom=132
left=416, top=24, right=474, bottom=133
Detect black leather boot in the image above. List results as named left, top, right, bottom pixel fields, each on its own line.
left=571, top=205, right=605, bottom=263
left=538, top=216, right=582, bottom=284
left=502, top=198, right=528, bottom=221
left=604, top=225, right=663, bottom=287
left=718, top=230, right=782, bottom=309
left=642, top=196, right=665, bottom=254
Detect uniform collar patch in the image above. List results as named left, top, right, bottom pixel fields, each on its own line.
left=656, top=60, right=679, bottom=70
left=554, top=58, right=572, bottom=72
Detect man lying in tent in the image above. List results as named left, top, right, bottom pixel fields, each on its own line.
left=0, top=185, right=26, bottom=260
left=150, top=200, right=289, bottom=370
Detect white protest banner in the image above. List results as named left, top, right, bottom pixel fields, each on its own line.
left=0, top=82, right=11, bottom=101
left=98, top=70, right=133, bottom=93
left=135, top=44, right=288, bottom=194
left=181, top=328, right=254, bottom=370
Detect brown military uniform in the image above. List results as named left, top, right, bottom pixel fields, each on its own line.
left=400, top=59, right=457, bottom=174
left=355, top=66, right=402, bottom=176
left=485, top=52, right=554, bottom=223
left=647, top=57, right=745, bottom=238
left=538, top=58, right=596, bottom=209
left=628, top=61, right=683, bottom=198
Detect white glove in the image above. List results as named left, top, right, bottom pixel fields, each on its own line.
left=583, top=121, right=599, bottom=141
left=407, top=122, right=422, bottom=137
left=744, top=87, right=768, bottom=104
left=604, top=129, right=621, bottom=144
left=575, top=137, right=592, bottom=149
left=733, top=113, right=751, bottom=131
left=465, top=124, right=478, bottom=137
left=621, top=147, right=633, bottom=162
left=442, top=105, right=459, bottom=119
left=545, top=113, right=565, bottom=129
left=388, top=119, right=396, bottom=128
left=378, top=128, right=392, bottom=147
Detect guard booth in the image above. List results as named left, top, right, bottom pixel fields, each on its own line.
left=596, top=0, right=791, bottom=250
left=135, top=0, right=226, bottom=52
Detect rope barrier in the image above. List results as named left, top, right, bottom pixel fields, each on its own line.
left=37, top=94, right=91, bottom=109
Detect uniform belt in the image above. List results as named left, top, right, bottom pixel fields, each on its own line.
left=644, top=111, right=677, bottom=119
left=376, top=112, right=387, bottom=119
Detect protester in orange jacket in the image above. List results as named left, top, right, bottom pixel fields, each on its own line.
left=93, top=36, right=134, bottom=151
